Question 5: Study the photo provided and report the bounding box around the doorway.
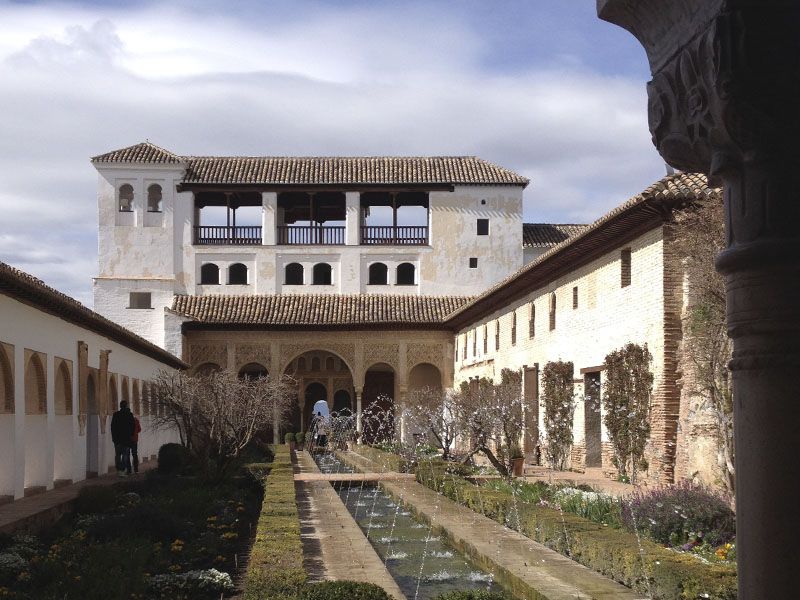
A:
[584,371,602,468]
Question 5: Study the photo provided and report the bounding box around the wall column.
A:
[345,192,360,246]
[262,192,277,246]
[598,3,800,596]
[354,388,363,438]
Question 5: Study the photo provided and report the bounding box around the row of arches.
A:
[368,262,415,286]
[200,263,249,285]
[284,263,332,285]
[118,183,162,213]
[0,352,74,416]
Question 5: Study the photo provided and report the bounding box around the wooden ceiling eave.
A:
[445,198,679,331]
[177,183,455,194]
[181,321,454,333]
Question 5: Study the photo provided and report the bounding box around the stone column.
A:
[262,192,277,245]
[598,3,800,596]
[355,388,363,438]
[345,192,360,246]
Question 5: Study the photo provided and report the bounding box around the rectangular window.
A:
[469,257,478,268]
[477,219,489,235]
[621,248,632,287]
[573,286,579,309]
[129,292,152,309]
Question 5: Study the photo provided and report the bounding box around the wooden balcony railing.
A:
[361,225,428,245]
[277,225,345,245]
[194,226,262,245]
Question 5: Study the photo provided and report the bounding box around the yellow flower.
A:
[214,555,225,563]
[221,532,238,540]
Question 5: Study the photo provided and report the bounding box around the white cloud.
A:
[0,1,664,304]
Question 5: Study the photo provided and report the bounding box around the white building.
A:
[0,262,185,501]
[91,142,530,348]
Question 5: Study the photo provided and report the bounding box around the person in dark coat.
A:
[110,400,135,476]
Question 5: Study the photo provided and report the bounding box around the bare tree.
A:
[404,386,460,460]
[150,369,296,479]
[672,197,734,492]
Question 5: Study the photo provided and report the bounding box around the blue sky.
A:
[0,0,664,304]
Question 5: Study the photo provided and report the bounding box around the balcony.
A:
[277,225,345,245]
[194,226,262,245]
[361,225,428,246]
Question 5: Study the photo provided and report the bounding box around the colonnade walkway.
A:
[0,460,156,536]
[341,450,643,600]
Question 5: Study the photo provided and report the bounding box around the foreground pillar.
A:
[355,389,363,438]
[598,2,800,596]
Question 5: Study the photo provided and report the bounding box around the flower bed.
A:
[0,455,265,599]
[417,461,737,600]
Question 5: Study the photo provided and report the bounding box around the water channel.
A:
[315,453,504,600]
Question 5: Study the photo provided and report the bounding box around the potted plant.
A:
[285,432,295,451]
[510,444,525,477]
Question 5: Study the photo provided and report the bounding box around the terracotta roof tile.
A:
[91,143,529,186]
[0,261,186,369]
[91,142,181,165]
[172,294,472,327]
[523,223,589,247]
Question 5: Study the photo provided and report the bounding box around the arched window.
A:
[141,382,150,416]
[297,357,307,371]
[25,353,46,415]
[511,311,517,346]
[311,357,321,371]
[368,263,388,285]
[54,361,72,415]
[325,357,335,371]
[200,263,220,285]
[483,325,488,354]
[495,319,500,351]
[472,329,477,356]
[313,263,332,285]
[121,377,130,410]
[396,263,416,285]
[132,380,141,415]
[285,263,304,285]
[549,292,557,331]
[0,346,13,414]
[118,184,134,212]
[228,263,248,285]
[147,184,162,212]
[529,302,536,338]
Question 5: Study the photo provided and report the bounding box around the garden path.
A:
[344,450,644,600]
[294,451,406,599]
[0,460,157,535]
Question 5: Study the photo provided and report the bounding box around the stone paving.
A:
[520,466,638,498]
[0,459,157,535]
[295,451,406,599]
[344,450,644,600]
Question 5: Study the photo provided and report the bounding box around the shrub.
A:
[300,580,391,599]
[158,443,191,474]
[622,481,736,547]
[295,431,305,445]
[147,568,234,599]
[0,552,28,585]
[434,592,511,600]
[285,432,295,444]
[541,361,575,470]
[75,485,119,514]
[87,502,193,542]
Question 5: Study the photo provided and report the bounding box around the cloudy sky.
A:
[0,0,664,306]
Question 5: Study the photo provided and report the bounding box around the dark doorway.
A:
[584,372,602,468]
[333,389,351,412]
[85,373,99,478]
[523,365,539,461]
[362,365,395,444]
[304,382,327,431]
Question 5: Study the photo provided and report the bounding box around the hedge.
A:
[243,445,306,600]
[417,461,737,600]
[299,581,391,600]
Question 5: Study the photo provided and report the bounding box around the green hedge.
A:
[243,445,306,600]
[351,445,413,473]
[299,581,391,599]
[417,461,737,600]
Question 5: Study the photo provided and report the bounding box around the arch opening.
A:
[238,362,268,380]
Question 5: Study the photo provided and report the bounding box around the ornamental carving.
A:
[332,377,354,394]
[235,344,271,371]
[279,343,356,373]
[189,344,228,369]
[363,343,400,371]
[407,343,444,370]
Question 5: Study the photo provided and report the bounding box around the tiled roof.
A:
[523,223,588,248]
[0,262,186,369]
[91,142,182,165]
[172,294,472,328]
[447,173,719,327]
[91,143,529,186]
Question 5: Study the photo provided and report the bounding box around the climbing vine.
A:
[602,343,654,483]
[541,361,575,470]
